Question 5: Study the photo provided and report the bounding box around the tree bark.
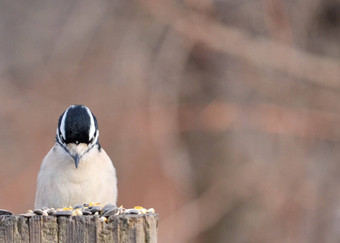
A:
[0,213,158,243]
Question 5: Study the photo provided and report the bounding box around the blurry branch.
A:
[160,162,259,242]
[147,29,195,194]
[141,0,340,90]
[48,0,109,66]
[238,64,340,113]
[180,102,340,141]
[183,0,215,14]
[262,0,292,43]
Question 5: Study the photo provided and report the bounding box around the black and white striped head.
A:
[56,105,100,168]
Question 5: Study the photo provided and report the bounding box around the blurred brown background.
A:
[0,0,340,242]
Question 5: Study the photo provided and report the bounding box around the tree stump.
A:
[0,213,158,243]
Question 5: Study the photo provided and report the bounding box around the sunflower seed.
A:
[33,209,44,215]
[82,209,92,215]
[102,208,119,217]
[102,204,116,214]
[74,204,84,210]
[47,208,55,215]
[90,206,102,214]
[125,209,139,214]
[0,209,12,215]
[54,210,72,216]
[20,212,36,217]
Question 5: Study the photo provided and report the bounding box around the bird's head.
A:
[56,105,99,168]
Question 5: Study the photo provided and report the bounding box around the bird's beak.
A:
[67,143,87,168]
[72,154,81,168]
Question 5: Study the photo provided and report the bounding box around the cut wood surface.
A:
[0,213,158,243]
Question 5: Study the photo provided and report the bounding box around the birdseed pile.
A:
[0,203,155,223]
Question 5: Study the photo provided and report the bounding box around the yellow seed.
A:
[140,208,147,214]
[147,208,155,214]
[72,208,82,216]
[100,217,107,222]
[134,206,143,210]
[27,209,33,213]
[89,202,100,206]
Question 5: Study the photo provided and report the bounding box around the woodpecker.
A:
[34,105,117,209]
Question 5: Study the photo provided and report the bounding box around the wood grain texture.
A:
[0,213,158,243]
[13,216,29,243]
